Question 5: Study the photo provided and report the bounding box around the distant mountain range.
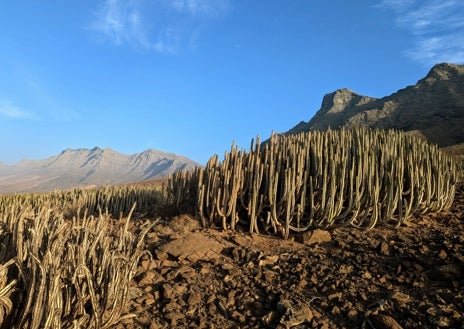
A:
[3,63,462,194]
[0,147,200,194]
[286,63,464,147]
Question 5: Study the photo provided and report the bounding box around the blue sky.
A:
[1,0,463,165]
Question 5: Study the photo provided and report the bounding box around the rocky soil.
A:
[117,183,464,329]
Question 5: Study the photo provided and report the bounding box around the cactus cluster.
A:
[0,186,161,328]
[0,184,165,219]
[169,128,457,238]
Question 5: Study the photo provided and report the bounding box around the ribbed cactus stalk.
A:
[0,184,161,328]
[169,128,458,238]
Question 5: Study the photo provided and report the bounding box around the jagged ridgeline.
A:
[169,128,457,238]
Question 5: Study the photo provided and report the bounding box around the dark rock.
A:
[283,63,464,148]
[164,312,185,326]
[328,292,343,301]
[302,229,332,245]
[137,270,163,286]
[161,283,174,299]
[368,314,404,329]
[380,241,390,255]
[258,255,279,267]
[427,264,464,281]
[187,292,202,306]
[438,249,448,260]
[160,232,226,263]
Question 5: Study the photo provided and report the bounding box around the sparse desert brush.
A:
[0,184,166,219]
[0,259,17,326]
[169,128,457,238]
[442,144,464,183]
[456,156,464,183]
[0,186,161,328]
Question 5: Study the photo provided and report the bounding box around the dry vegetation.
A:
[442,143,464,183]
[0,128,462,328]
[0,186,165,328]
[170,128,457,236]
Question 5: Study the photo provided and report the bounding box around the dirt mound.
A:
[117,184,464,328]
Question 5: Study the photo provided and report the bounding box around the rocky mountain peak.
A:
[424,63,464,82]
[284,62,464,147]
[288,88,378,133]
[318,88,378,116]
[0,148,201,193]
[321,89,352,113]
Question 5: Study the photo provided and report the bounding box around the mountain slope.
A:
[0,147,200,194]
[286,63,464,147]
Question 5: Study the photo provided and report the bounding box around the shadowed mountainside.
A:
[0,147,200,194]
[286,63,464,147]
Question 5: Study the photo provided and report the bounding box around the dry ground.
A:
[113,181,464,329]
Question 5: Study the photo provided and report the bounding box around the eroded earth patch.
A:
[117,184,464,328]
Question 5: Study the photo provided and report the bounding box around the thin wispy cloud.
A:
[171,0,231,17]
[89,0,231,54]
[0,101,35,120]
[0,98,80,122]
[153,28,179,55]
[3,53,83,123]
[89,0,150,49]
[25,79,82,122]
[378,0,464,65]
